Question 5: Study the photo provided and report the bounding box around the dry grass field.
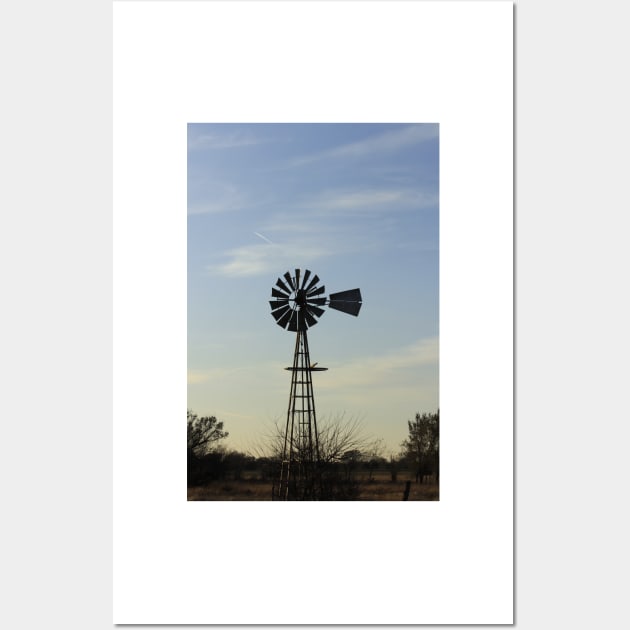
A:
[188,470,439,501]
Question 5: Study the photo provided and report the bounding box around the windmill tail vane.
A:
[269,268,362,500]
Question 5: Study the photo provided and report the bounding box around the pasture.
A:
[188,469,439,501]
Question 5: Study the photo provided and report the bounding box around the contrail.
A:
[254,232,274,245]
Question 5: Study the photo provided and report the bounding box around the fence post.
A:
[403,480,411,501]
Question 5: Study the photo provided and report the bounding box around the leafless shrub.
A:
[253,412,374,463]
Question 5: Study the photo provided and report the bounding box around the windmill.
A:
[269,268,362,500]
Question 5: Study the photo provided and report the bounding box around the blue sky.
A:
[188,123,439,455]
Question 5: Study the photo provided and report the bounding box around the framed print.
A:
[114,1,513,623]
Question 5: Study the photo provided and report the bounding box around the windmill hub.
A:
[294,289,307,307]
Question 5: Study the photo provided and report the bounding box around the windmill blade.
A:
[269,299,290,311]
[304,274,319,293]
[306,304,325,318]
[329,288,363,316]
[286,310,299,332]
[271,304,291,322]
[276,306,293,328]
[284,272,295,291]
[300,269,311,290]
[306,297,327,306]
[276,278,291,294]
[295,269,301,290]
[304,310,318,328]
[307,284,326,297]
[272,287,289,299]
[298,310,308,331]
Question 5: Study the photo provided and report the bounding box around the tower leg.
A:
[273,330,322,500]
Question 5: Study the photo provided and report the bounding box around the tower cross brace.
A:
[272,329,327,500]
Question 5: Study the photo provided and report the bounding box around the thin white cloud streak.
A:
[207,241,332,277]
[289,124,438,167]
[254,232,274,244]
[259,187,437,238]
[297,188,438,214]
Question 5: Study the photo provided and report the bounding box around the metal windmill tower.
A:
[269,268,362,500]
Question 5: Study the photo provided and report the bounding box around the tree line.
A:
[187,409,439,488]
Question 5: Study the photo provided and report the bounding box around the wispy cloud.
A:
[207,241,332,277]
[188,130,271,151]
[188,200,243,215]
[297,187,438,214]
[255,186,437,235]
[187,367,241,385]
[290,124,438,167]
[311,337,439,429]
[203,182,436,277]
[187,182,249,215]
[318,337,439,392]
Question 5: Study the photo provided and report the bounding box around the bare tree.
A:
[256,412,372,464]
[187,409,229,458]
[187,410,230,487]
[253,412,379,499]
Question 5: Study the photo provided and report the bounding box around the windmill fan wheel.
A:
[269,269,327,332]
[269,268,362,332]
